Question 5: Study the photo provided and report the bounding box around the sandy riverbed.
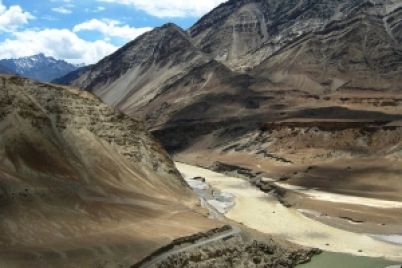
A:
[176,162,402,261]
[271,180,402,209]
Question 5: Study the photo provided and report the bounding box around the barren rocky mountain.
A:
[0,75,222,267]
[57,0,402,238]
[61,23,214,118]
[63,0,402,126]
[190,0,402,71]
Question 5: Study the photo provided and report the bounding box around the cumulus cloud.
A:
[98,0,226,17]
[0,0,34,32]
[0,28,118,64]
[52,7,72,14]
[74,18,151,40]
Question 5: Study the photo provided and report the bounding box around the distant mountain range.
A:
[0,63,14,75]
[0,53,82,82]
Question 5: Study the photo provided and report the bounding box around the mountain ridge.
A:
[64,23,221,118]
[0,53,81,82]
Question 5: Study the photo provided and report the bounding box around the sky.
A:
[0,0,226,64]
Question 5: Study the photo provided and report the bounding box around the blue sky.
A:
[0,0,225,64]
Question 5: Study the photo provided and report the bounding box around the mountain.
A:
[58,0,402,210]
[63,23,216,117]
[62,0,402,121]
[0,53,80,82]
[189,0,402,71]
[0,63,14,74]
[51,65,92,85]
[0,75,222,267]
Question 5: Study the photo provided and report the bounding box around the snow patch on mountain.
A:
[0,53,84,82]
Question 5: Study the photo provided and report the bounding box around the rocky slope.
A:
[190,0,402,71]
[65,23,217,118]
[58,0,402,226]
[0,54,79,82]
[52,65,92,85]
[0,75,222,267]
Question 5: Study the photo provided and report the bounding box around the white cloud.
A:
[0,28,118,64]
[97,0,226,17]
[0,0,34,32]
[74,18,151,40]
[52,7,72,14]
[84,6,105,13]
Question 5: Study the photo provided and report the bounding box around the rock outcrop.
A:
[151,234,318,268]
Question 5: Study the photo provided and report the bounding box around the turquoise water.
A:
[298,252,399,268]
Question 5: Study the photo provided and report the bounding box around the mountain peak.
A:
[160,22,182,30]
[153,22,189,41]
[21,53,51,61]
[33,53,46,58]
[0,54,79,82]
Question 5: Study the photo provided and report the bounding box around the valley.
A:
[1,0,402,267]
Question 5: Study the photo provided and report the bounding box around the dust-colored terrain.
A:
[0,75,222,267]
[55,0,402,262]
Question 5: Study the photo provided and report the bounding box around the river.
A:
[299,252,398,268]
[176,162,402,263]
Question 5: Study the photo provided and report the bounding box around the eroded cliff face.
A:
[190,0,402,71]
[0,75,220,268]
[1,75,183,186]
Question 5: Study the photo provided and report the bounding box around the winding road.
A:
[139,225,241,268]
